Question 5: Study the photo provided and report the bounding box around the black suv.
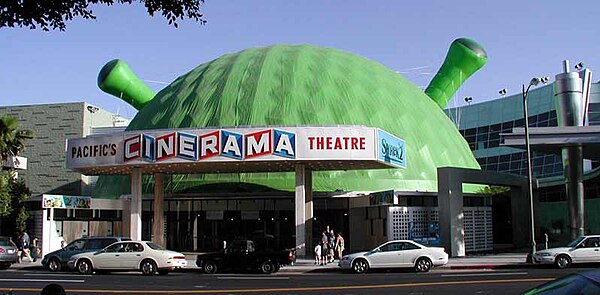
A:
[42,236,130,271]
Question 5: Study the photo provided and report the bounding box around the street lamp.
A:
[522,76,549,261]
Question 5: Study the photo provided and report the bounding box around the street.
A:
[0,265,593,294]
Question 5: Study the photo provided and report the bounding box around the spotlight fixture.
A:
[575,62,584,71]
[87,105,99,113]
[464,96,473,104]
[499,88,507,96]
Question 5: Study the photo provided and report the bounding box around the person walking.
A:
[19,230,33,263]
[320,230,329,265]
[30,236,39,262]
[335,232,345,260]
[328,229,336,263]
[313,242,322,265]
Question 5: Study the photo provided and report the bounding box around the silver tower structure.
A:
[553,60,592,239]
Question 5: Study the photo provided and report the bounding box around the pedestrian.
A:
[314,242,322,265]
[41,283,66,295]
[30,236,39,262]
[328,229,336,263]
[21,230,33,263]
[320,230,329,265]
[335,232,345,260]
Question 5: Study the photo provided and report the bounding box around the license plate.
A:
[7,250,14,254]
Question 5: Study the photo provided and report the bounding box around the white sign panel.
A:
[66,126,404,169]
[3,156,27,170]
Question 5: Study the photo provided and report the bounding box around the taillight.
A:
[170,256,185,260]
[0,248,4,254]
[288,251,295,261]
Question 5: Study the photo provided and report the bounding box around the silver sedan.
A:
[68,241,187,275]
[339,240,448,273]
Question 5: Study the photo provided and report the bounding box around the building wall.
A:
[0,102,129,196]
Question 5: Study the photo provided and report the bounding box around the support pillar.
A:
[438,168,465,257]
[152,173,165,247]
[295,164,311,257]
[130,168,142,241]
[305,168,313,252]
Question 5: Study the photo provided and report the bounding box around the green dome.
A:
[94,44,479,197]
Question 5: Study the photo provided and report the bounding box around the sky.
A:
[2,0,600,119]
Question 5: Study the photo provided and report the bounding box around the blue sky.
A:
[2,1,600,119]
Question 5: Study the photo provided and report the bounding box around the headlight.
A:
[342,256,350,261]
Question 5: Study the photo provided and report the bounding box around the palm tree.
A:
[0,115,34,167]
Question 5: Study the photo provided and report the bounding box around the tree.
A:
[0,115,33,236]
[0,0,206,31]
[0,115,34,166]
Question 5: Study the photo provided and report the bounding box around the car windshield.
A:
[567,236,586,248]
[146,242,164,250]
[523,273,600,295]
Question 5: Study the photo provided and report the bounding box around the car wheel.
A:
[260,260,276,274]
[203,260,218,274]
[555,255,571,269]
[47,257,62,272]
[415,257,432,272]
[141,259,158,275]
[76,259,93,275]
[158,270,170,275]
[352,259,369,274]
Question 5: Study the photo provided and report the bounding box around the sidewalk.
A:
[9,253,530,272]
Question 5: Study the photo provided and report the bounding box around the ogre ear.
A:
[425,38,487,109]
[98,59,156,110]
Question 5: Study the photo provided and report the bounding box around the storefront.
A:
[66,125,405,256]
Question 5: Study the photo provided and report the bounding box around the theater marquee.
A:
[66,126,405,174]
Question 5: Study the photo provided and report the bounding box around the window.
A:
[85,238,117,250]
[402,242,421,250]
[582,238,600,248]
[67,239,86,251]
[105,243,125,253]
[379,242,402,252]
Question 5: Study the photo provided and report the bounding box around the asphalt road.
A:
[0,266,594,295]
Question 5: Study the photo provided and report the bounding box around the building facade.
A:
[446,80,600,241]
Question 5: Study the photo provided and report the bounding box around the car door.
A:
[572,237,600,263]
[119,242,145,269]
[94,242,125,269]
[366,242,403,268]
[400,242,423,266]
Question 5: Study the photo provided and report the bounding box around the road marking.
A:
[217,276,290,280]
[442,272,528,277]
[0,277,555,293]
[24,273,92,277]
[0,279,85,283]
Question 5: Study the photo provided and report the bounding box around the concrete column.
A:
[130,168,142,241]
[305,168,313,251]
[152,173,165,247]
[564,146,585,238]
[438,169,465,257]
[295,164,307,257]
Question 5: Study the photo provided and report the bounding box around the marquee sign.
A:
[66,126,406,172]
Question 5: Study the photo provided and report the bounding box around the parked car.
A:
[67,241,187,275]
[41,236,131,272]
[533,235,600,269]
[522,269,600,294]
[0,237,18,269]
[339,240,448,273]
[196,239,296,274]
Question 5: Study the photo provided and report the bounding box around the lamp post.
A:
[522,76,549,261]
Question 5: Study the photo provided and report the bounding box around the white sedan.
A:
[533,235,600,268]
[339,240,448,273]
[68,241,187,275]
